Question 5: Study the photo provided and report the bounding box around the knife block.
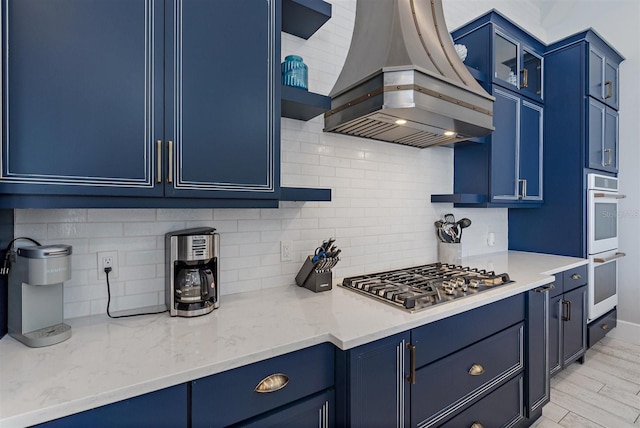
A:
[438,242,462,265]
[295,255,332,293]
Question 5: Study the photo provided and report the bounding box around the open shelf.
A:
[280,187,331,201]
[430,193,487,204]
[282,0,332,39]
[281,85,331,121]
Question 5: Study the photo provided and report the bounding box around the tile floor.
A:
[531,336,640,427]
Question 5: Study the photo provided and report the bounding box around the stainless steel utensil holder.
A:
[438,242,462,265]
[295,255,333,293]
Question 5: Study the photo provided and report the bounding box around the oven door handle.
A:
[594,252,626,263]
[593,193,626,199]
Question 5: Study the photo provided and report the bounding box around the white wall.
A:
[540,0,640,326]
[15,0,534,319]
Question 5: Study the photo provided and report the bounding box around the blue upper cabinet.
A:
[163,0,278,199]
[1,0,165,198]
[437,10,544,207]
[491,89,543,204]
[546,29,623,176]
[588,42,620,110]
[453,10,545,104]
[0,0,280,203]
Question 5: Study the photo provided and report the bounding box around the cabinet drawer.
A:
[588,308,617,348]
[412,294,524,367]
[191,343,334,427]
[411,323,524,428]
[441,374,524,428]
[238,389,334,428]
[562,265,588,292]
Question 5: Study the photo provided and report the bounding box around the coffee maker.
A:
[8,244,73,347]
[165,227,219,317]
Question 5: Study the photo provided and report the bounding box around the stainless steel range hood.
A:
[324,0,494,148]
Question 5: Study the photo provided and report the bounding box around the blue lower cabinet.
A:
[191,343,334,427]
[36,384,188,428]
[411,323,524,427]
[335,293,554,427]
[548,268,588,378]
[526,286,551,418]
[336,332,411,427]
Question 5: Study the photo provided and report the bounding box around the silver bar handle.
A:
[156,140,162,183]
[518,179,527,199]
[167,140,174,184]
[604,148,613,167]
[593,193,626,199]
[594,252,626,263]
[604,80,613,99]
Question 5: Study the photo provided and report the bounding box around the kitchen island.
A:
[0,251,587,427]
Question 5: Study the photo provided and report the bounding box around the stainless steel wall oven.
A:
[587,173,625,321]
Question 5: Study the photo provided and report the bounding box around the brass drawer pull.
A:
[471,423,484,428]
[571,273,581,280]
[468,364,485,376]
[254,373,289,393]
[535,284,555,293]
[602,324,610,331]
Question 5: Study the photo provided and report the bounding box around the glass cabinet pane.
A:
[494,33,518,87]
[522,49,542,97]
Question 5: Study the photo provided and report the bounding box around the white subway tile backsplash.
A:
[88,209,155,222]
[15,209,87,224]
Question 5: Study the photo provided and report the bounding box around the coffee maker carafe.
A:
[166,228,219,317]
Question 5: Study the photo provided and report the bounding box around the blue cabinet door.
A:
[340,332,410,427]
[519,100,543,201]
[588,99,618,174]
[491,88,542,204]
[1,0,164,197]
[562,284,587,366]
[491,88,519,202]
[549,293,563,376]
[163,0,279,199]
[36,384,188,427]
[589,46,620,110]
[525,286,550,417]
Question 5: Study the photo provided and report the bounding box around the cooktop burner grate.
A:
[340,262,512,312]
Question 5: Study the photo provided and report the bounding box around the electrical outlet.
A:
[280,240,293,262]
[98,251,119,279]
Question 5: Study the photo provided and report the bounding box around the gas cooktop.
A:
[340,263,513,312]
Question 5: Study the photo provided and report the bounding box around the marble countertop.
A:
[0,251,587,427]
